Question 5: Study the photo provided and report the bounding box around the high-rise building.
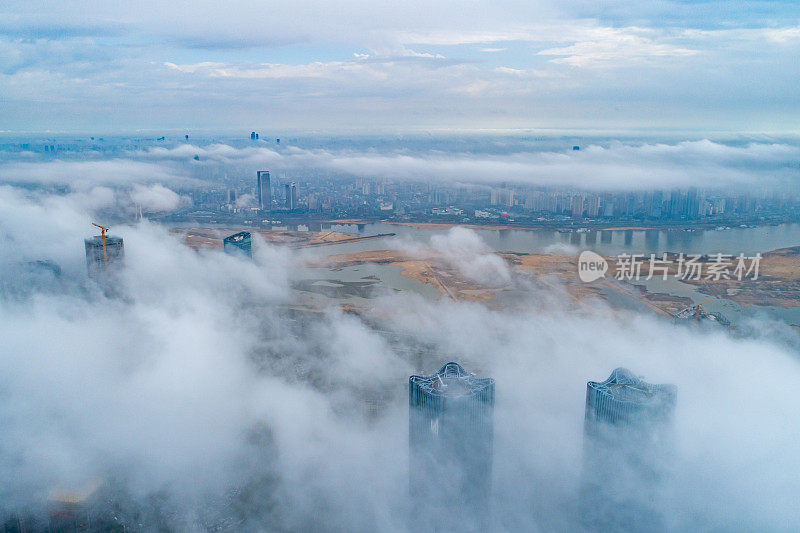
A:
[602,193,615,218]
[649,191,663,219]
[489,188,514,207]
[84,234,124,281]
[409,362,494,530]
[257,171,271,210]
[307,192,319,211]
[668,188,686,219]
[585,195,601,217]
[571,194,585,218]
[223,231,252,258]
[686,187,700,219]
[581,368,676,531]
[285,182,297,209]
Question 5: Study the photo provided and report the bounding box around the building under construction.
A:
[409,362,494,531]
[581,368,677,531]
[673,299,731,327]
[223,231,252,258]
[84,224,124,281]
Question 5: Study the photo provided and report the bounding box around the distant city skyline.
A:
[1,0,799,132]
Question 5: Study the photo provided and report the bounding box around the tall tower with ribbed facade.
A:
[409,362,494,530]
[581,368,677,531]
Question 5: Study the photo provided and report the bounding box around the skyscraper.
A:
[581,368,676,531]
[686,187,700,219]
[223,231,252,258]
[84,234,124,281]
[285,182,297,209]
[257,171,271,211]
[668,188,686,219]
[649,190,664,219]
[571,194,585,218]
[585,195,601,217]
[409,362,494,530]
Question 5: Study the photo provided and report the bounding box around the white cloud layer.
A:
[1,183,799,528]
[2,138,798,192]
[60,139,800,191]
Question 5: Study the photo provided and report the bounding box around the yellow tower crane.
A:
[691,298,716,321]
[92,223,110,263]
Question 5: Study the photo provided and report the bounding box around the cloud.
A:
[4,138,797,193]
[0,4,798,131]
[429,227,512,285]
[381,291,800,530]
[543,242,579,254]
[129,183,182,212]
[0,159,194,188]
[538,27,698,67]
[0,183,799,528]
[125,139,800,191]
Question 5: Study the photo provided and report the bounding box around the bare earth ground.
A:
[309,247,800,314]
[308,250,495,302]
[171,227,392,249]
[603,247,800,309]
[173,229,798,315]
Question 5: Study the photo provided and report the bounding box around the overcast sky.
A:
[1,0,799,133]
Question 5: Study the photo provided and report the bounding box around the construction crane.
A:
[678,298,715,321]
[674,297,731,327]
[92,223,110,263]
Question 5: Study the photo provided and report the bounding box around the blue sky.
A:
[0,0,798,133]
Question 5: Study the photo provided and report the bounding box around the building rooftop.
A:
[223,231,250,244]
[588,368,675,408]
[410,362,494,398]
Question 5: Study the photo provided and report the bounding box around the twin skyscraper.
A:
[408,363,675,531]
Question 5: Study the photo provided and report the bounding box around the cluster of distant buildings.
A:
[3,135,797,227]
[175,170,799,227]
[256,171,298,211]
[250,132,279,144]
